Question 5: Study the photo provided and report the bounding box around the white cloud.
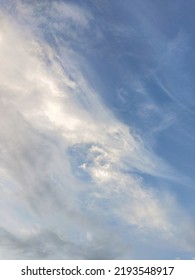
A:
[52,1,92,28]
[0,4,194,259]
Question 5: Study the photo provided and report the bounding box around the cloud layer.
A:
[0,1,194,259]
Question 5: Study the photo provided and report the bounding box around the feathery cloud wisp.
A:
[0,2,194,259]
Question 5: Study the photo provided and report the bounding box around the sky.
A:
[0,0,194,259]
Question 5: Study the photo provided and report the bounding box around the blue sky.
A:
[0,0,194,259]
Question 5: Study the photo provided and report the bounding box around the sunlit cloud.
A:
[0,1,194,259]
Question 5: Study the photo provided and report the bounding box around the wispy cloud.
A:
[0,1,194,259]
